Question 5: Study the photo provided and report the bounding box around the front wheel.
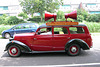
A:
[67,44,81,56]
[8,45,21,57]
[4,33,11,39]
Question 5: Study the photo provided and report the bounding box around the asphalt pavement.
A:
[0,34,100,67]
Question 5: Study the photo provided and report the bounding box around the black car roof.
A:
[39,23,87,28]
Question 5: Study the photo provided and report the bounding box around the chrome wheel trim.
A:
[71,47,77,53]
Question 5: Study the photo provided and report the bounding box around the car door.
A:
[13,25,30,34]
[20,24,37,33]
[31,27,53,51]
[52,27,70,50]
[12,25,23,34]
[20,24,31,33]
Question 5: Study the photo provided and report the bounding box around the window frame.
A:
[53,26,69,35]
[36,27,53,35]
[68,26,85,34]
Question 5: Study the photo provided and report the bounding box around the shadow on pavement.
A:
[2,50,91,58]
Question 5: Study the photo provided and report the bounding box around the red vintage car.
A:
[4,23,92,57]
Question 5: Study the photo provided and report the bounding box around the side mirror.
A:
[12,29,15,30]
[35,32,38,35]
[35,31,41,35]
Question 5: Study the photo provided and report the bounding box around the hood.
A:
[13,32,36,41]
[3,29,11,32]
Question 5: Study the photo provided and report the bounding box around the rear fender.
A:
[65,39,90,50]
[5,40,32,52]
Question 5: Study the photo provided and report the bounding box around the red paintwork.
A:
[14,25,92,51]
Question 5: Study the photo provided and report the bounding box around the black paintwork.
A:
[65,39,90,50]
[4,40,31,52]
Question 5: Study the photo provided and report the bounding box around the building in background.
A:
[0,0,100,16]
[0,0,22,16]
[59,0,100,14]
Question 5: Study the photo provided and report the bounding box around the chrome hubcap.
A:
[71,47,77,52]
[11,48,17,54]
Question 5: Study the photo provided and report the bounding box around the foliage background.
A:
[0,6,100,35]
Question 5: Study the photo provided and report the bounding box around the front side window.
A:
[54,27,68,34]
[69,27,85,34]
[38,28,52,35]
[14,25,22,29]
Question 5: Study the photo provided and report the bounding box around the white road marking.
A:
[52,63,100,67]
[37,63,100,67]
[1,63,100,67]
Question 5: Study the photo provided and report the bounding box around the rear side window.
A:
[69,27,85,34]
[54,27,68,34]
[30,25,36,28]
[23,25,36,29]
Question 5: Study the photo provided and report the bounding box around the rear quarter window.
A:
[69,27,85,34]
[22,24,36,29]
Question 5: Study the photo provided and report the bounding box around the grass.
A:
[91,33,100,36]
[83,22,100,33]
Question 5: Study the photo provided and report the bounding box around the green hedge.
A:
[0,15,26,25]
[5,16,26,25]
[84,22,100,32]
[87,14,98,22]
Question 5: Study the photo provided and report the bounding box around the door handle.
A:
[67,37,70,39]
[34,38,37,40]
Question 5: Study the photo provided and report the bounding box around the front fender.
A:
[65,39,90,50]
[4,40,32,52]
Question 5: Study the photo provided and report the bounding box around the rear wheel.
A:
[67,44,81,56]
[4,33,11,39]
[8,45,21,57]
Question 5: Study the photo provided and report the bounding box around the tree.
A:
[77,9,88,20]
[77,15,84,22]
[18,12,28,19]
[97,14,100,22]
[20,0,63,22]
[2,14,8,18]
[0,14,8,24]
[57,10,64,19]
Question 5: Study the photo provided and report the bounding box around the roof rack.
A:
[46,21,79,26]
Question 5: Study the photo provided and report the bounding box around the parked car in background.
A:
[2,23,39,39]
